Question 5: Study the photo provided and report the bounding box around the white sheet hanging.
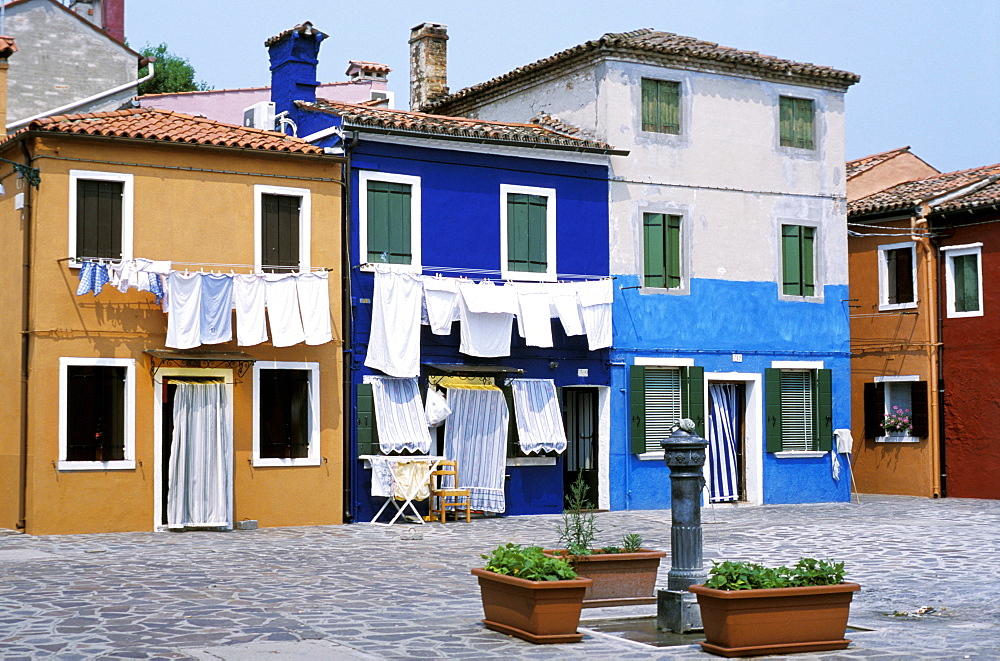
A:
[200,273,234,345]
[167,382,232,529]
[164,271,203,350]
[552,282,586,336]
[371,376,433,454]
[297,271,334,345]
[365,268,423,378]
[577,279,613,350]
[511,378,567,454]
[265,274,306,347]
[515,290,554,348]
[443,387,508,513]
[234,274,268,346]
[422,277,460,335]
[458,281,514,357]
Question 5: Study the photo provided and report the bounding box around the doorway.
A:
[563,387,599,506]
[154,369,234,530]
[707,382,746,502]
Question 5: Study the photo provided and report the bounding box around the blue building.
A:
[266,23,623,521]
[423,27,860,507]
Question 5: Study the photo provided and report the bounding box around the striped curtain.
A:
[371,377,432,454]
[511,378,567,454]
[443,387,508,513]
[707,384,739,503]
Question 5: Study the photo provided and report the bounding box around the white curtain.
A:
[371,377,432,454]
[443,388,508,513]
[511,378,567,454]
[708,384,740,503]
[167,382,232,529]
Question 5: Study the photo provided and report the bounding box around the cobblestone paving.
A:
[1,495,998,659]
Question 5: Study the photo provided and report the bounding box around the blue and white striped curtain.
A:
[707,384,739,503]
[511,378,567,455]
[443,387,508,513]
[371,377,432,454]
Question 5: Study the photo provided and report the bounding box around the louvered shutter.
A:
[681,366,705,438]
[864,382,886,438]
[779,370,813,451]
[910,381,929,438]
[644,368,682,453]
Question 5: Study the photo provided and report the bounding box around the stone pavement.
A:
[1,494,998,659]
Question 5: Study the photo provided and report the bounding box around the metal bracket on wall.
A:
[144,350,257,382]
[0,157,40,188]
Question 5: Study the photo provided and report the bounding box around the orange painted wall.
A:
[4,134,344,534]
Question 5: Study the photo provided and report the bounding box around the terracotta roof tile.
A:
[846,146,913,179]
[849,164,1000,216]
[0,35,17,58]
[347,60,391,73]
[17,107,324,154]
[264,21,326,47]
[302,98,621,153]
[425,28,860,112]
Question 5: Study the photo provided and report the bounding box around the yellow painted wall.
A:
[12,135,344,534]
[848,222,939,497]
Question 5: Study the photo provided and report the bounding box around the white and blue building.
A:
[425,28,861,507]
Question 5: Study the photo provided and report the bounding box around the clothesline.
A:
[61,256,335,272]
[355,262,615,281]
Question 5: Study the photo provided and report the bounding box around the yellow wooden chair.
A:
[428,460,471,523]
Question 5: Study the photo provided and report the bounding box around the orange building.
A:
[0,103,344,534]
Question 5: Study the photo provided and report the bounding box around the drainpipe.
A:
[17,137,34,530]
[912,204,943,497]
[6,61,154,131]
[930,223,947,497]
[341,130,359,522]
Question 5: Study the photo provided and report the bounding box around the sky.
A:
[125,0,999,174]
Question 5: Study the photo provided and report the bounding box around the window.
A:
[944,244,983,317]
[58,357,135,470]
[500,184,556,281]
[255,185,311,273]
[253,362,320,466]
[879,242,917,309]
[359,171,421,268]
[68,170,133,263]
[781,224,815,296]
[863,379,928,439]
[629,364,704,456]
[643,213,682,289]
[779,96,814,150]
[765,367,832,452]
[641,78,680,134]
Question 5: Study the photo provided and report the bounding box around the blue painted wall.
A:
[610,275,852,509]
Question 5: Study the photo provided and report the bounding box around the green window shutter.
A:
[780,97,814,149]
[681,366,705,437]
[779,97,794,147]
[367,181,412,265]
[953,254,979,312]
[643,213,665,288]
[356,383,378,456]
[801,226,815,296]
[782,225,802,295]
[666,215,681,287]
[813,369,833,451]
[76,180,124,260]
[629,365,646,454]
[262,194,301,272]
[502,384,519,458]
[641,79,657,132]
[641,79,679,134]
[507,193,547,273]
[765,368,783,452]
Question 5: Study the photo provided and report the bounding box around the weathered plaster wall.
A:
[4,1,138,124]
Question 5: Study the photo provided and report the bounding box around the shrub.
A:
[704,558,846,590]
[482,543,578,581]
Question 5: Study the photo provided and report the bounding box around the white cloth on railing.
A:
[265,273,306,348]
[234,274,268,346]
[371,376,432,454]
[444,387,508,513]
[296,271,333,345]
[511,378,567,454]
[164,271,204,349]
[365,267,423,378]
[369,456,395,498]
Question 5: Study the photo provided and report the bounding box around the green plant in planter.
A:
[482,543,578,581]
[704,557,846,590]
[556,474,599,556]
[599,533,645,554]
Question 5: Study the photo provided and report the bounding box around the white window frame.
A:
[943,243,983,318]
[67,170,134,267]
[878,241,918,311]
[358,171,422,271]
[500,184,557,282]
[252,361,321,467]
[58,357,136,471]
[254,184,312,273]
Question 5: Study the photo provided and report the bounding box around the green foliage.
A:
[482,543,578,581]
[599,533,645,554]
[704,558,847,591]
[135,43,213,95]
[556,474,599,556]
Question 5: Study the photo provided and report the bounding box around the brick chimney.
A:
[0,36,17,135]
[101,0,125,45]
[409,22,448,111]
[266,22,327,116]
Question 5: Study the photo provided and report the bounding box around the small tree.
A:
[136,43,212,95]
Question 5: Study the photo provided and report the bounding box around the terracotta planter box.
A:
[471,568,592,644]
[689,582,862,657]
[546,549,666,607]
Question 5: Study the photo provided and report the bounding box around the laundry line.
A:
[354,263,615,281]
[59,256,335,272]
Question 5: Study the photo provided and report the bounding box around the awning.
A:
[145,350,257,379]
[511,378,567,455]
[423,363,523,388]
[371,377,432,454]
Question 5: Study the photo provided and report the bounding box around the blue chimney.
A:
[266,22,328,116]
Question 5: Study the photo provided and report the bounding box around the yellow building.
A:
[0,104,344,534]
